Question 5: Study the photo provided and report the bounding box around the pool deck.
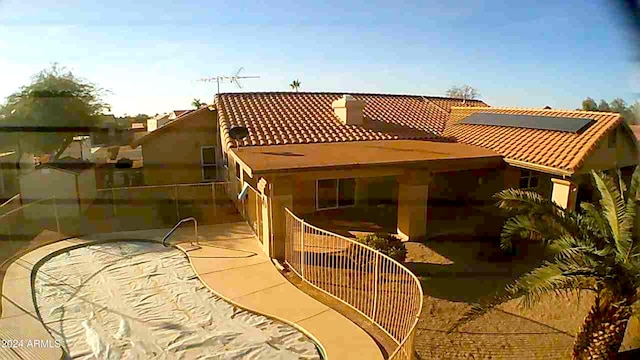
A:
[0,222,384,360]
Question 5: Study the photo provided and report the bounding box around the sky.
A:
[0,0,638,116]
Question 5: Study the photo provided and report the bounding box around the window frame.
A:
[235,161,241,181]
[519,170,540,190]
[315,177,356,211]
[200,146,217,181]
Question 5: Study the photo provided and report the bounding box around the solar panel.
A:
[460,112,595,133]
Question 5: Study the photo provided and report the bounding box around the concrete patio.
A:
[0,222,384,359]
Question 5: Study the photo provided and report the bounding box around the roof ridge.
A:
[214,91,486,102]
[450,106,622,117]
[421,97,450,115]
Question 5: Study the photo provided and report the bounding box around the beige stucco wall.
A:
[76,168,97,212]
[142,109,220,185]
[19,168,80,218]
[579,125,639,173]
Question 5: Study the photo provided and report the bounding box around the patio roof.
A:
[232,139,502,177]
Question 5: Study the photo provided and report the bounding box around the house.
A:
[210,92,638,259]
[132,106,221,185]
[19,158,97,219]
[146,110,194,132]
[0,151,39,202]
[93,145,144,188]
[131,92,637,259]
[58,136,93,161]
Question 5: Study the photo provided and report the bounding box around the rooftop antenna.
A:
[199,67,260,94]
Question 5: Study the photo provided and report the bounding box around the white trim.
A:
[315,177,356,211]
[200,146,217,181]
[505,158,573,177]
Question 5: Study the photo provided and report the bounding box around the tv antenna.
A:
[199,67,260,94]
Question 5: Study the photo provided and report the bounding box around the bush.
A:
[356,233,407,263]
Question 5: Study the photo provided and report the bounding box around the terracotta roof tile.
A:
[216,92,488,149]
[443,107,622,172]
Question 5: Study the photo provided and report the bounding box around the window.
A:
[608,130,617,148]
[201,146,216,181]
[519,170,540,189]
[316,178,356,210]
[235,162,241,180]
[222,151,229,168]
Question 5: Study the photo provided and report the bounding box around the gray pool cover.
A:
[34,241,321,359]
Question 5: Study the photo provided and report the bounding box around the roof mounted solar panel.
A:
[460,112,595,133]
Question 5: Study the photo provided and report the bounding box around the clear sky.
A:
[0,0,638,116]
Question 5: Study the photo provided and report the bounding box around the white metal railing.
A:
[0,197,61,239]
[96,182,230,221]
[162,217,198,247]
[239,184,263,243]
[284,208,423,360]
[0,194,21,215]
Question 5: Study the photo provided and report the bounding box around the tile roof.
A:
[443,107,622,173]
[216,92,488,149]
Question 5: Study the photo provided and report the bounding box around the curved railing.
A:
[284,208,423,360]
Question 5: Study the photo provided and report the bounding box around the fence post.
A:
[211,182,216,218]
[53,197,61,233]
[174,184,179,220]
[112,188,117,215]
[300,220,305,279]
[373,252,380,321]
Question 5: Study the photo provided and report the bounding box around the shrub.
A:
[356,233,407,263]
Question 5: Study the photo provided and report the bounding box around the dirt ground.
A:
[405,239,640,360]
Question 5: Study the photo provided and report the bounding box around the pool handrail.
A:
[162,217,198,247]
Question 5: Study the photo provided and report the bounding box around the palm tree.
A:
[451,167,640,359]
[191,98,204,109]
[289,79,301,92]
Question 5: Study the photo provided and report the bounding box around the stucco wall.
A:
[579,125,639,172]
[142,109,220,185]
[430,168,506,204]
[76,168,97,212]
[19,168,80,218]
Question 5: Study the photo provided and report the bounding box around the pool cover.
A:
[34,241,322,359]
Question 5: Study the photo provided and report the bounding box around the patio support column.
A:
[551,178,578,211]
[397,171,431,242]
[269,176,294,260]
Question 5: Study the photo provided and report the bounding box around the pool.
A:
[33,240,322,359]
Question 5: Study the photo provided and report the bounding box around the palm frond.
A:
[496,188,560,215]
[580,202,611,239]
[629,166,640,200]
[620,195,637,264]
[500,214,562,251]
[548,234,612,260]
[592,170,632,260]
[618,168,628,201]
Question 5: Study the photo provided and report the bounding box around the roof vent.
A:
[332,94,365,125]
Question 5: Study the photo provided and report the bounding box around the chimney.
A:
[332,95,365,125]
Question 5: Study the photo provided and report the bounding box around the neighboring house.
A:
[146,110,194,132]
[94,145,144,188]
[0,151,38,202]
[58,136,93,161]
[19,159,97,219]
[132,106,221,185]
[211,92,638,259]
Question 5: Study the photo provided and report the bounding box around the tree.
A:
[0,64,109,159]
[451,168,640,359]
[582,97,598,111]
[289,79,301,92]
[598,99,611,112]
[191,98,204,109]
[445,85,480,102]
